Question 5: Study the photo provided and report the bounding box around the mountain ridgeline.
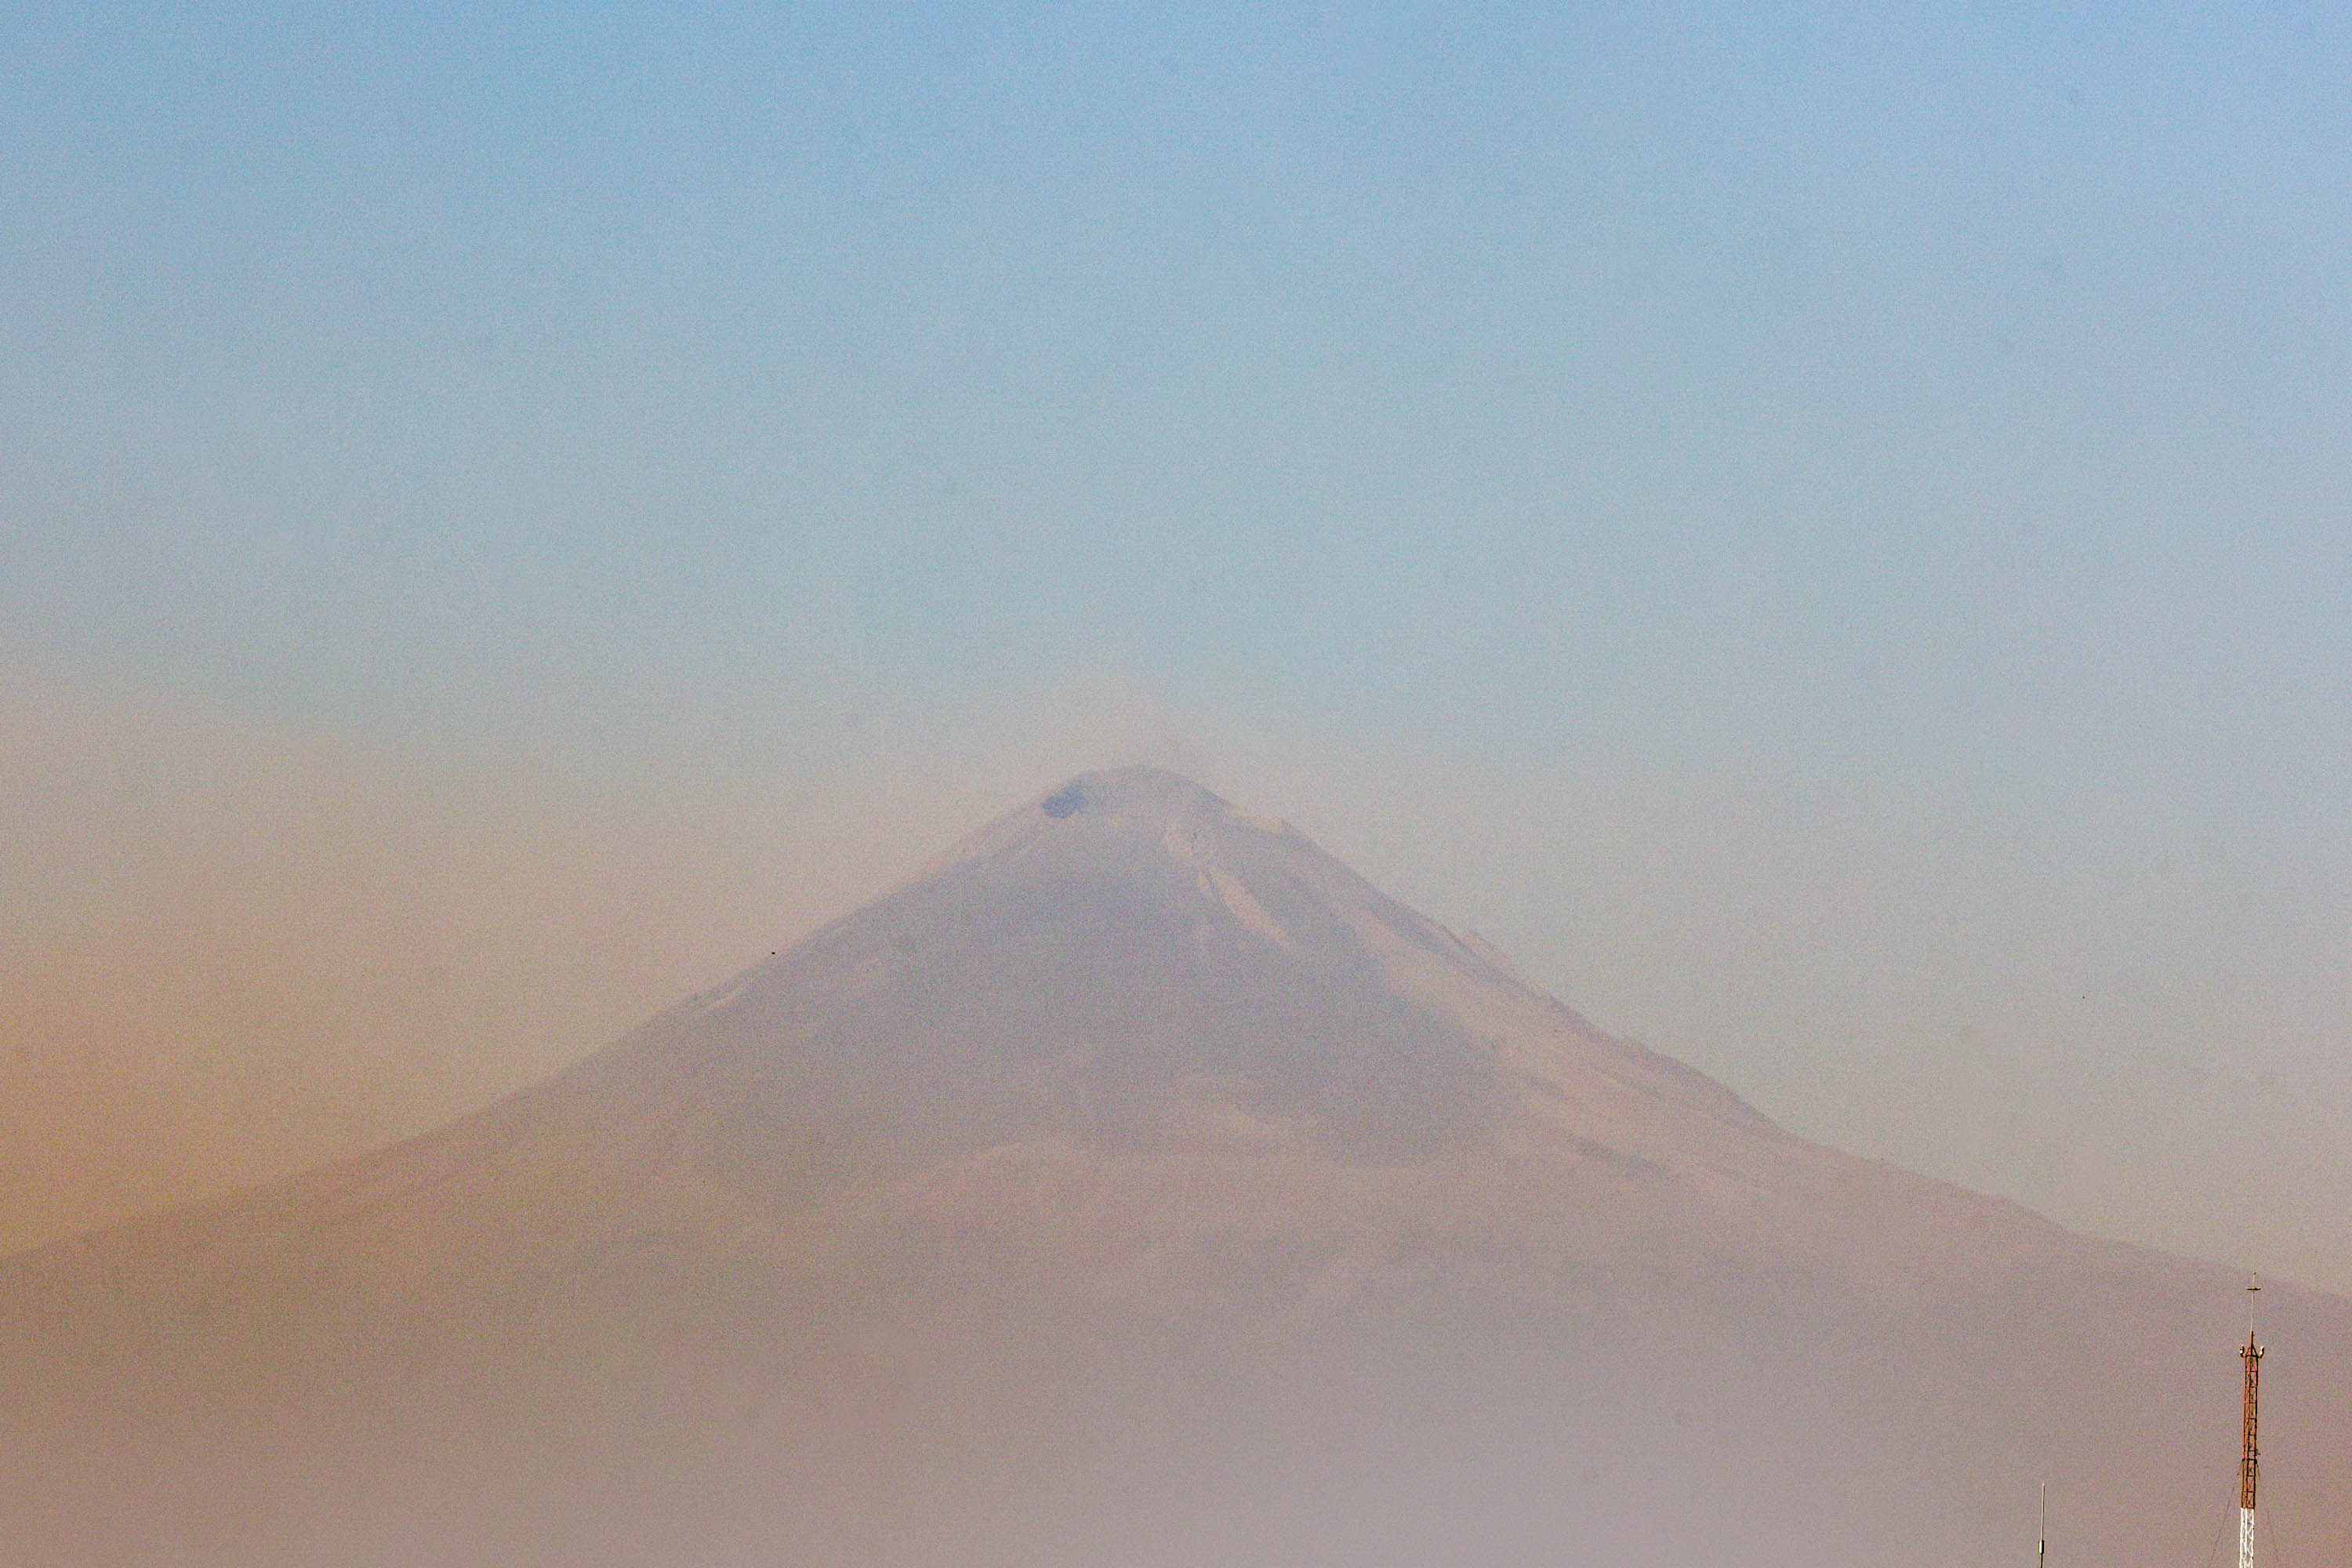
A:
[3,768,2346,1566]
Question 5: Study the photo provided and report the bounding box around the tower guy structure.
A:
[2239,1275,2263,1568]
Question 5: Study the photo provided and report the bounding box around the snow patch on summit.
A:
[1160,822,1207,866]
[1205,865,1292,948]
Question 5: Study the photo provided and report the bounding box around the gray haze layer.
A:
[3,769,2346,1566]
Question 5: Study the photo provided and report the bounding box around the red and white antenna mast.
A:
[2239,1273,2263,1568]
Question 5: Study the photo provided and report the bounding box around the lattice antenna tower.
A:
[2239,1273,2263,1568]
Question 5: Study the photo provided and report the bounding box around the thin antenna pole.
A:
[2038,1480,2047,1568]
[2240,1274,2263,1568]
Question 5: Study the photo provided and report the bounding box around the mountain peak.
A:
[603,765,1775,1172]
[905,765,1297,890]
[1036,765,1206,820]
[1033,766,1294,839]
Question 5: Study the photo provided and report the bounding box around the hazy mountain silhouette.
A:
[5,768,2346,1566]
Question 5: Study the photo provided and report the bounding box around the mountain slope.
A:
[4,767,2346,1567]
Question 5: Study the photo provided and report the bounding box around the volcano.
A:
[4,767,2347,1566]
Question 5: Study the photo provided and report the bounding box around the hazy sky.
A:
[5,3,2350,1287]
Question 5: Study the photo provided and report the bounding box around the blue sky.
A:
[5,2,2351,1283]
